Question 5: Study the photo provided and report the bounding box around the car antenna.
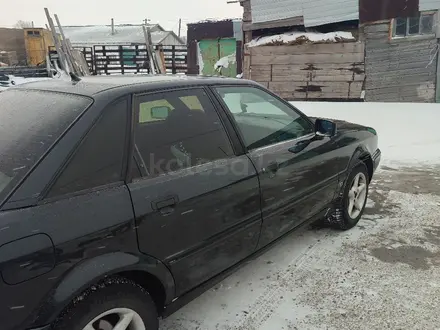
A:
[69,72,82,83]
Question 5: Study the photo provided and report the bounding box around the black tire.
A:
[331,162,369,230]
[54,277,159,330]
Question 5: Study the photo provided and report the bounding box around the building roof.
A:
[13,75,253,97]
[59,24,185,46]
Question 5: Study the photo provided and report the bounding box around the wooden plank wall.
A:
[247,42,365,100]
[364,22,437,103]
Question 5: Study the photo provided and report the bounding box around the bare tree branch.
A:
[14,20,33,29]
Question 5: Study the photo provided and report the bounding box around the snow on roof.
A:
[247,31,355,47]
[60,25,183,46]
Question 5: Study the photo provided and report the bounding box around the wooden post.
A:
[172,46,176,74]
[157,45,167,73]
[436,50,440,103]
[147,28,161,71]
[54,14,77,74]
[119,45,124,75]
[243,44,251,79]
[103,46,108,75]
[44,8,67,72]
[142,25,156,74]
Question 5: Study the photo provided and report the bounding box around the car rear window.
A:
[0,89,92,202]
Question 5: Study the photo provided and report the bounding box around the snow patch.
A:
[214,53,236,71]
[247,31,355,47]
[197,42,204,75]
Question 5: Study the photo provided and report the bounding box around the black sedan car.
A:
[0,75,380,330]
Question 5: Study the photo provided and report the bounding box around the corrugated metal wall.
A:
[251,0,302,24]
[303,0,358,27]
[364,22,438,102]
[251,0,358,27]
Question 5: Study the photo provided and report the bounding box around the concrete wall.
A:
[364,22,438,102]
[0,28,26,64]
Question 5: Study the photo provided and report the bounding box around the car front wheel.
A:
[54,277,159,330]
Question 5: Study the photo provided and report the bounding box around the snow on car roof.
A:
[13,75,251,96]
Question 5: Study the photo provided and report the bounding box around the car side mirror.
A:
[315,118,337,137]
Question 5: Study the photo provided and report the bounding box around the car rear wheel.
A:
[331,162,369,230]
[54,277,159,330]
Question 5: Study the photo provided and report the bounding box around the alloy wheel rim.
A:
[82,307,146,330]
[347,172,367,219]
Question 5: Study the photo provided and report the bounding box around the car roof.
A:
[14,74,258,97]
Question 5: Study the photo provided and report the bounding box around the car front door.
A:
[127,87,262,296]
[213,86,341,248]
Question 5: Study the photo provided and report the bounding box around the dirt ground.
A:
[160,166,440,330]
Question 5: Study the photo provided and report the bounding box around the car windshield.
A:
[0,89,92,203]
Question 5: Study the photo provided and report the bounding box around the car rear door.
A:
[213,86,341,248]
[127,87,262,296]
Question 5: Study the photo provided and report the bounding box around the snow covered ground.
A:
[293,102,440,168]
[160,102,440,330]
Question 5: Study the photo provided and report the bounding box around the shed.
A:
[23,28,55,66]
[187,19,243,77]
[0,28,27,65]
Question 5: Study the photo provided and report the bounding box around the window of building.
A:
[135,89,233,177]
[47,97,129,197]
[26,30,41,36]
[215,86,314,150]
[393,13,435,37]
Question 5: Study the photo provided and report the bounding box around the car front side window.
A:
[215,86,314,150]
[134,88,233,177]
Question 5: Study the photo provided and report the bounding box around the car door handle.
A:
[289,140,311,154]
[266,162,279,172]
[263,162,279,178]
[151,195,178,215]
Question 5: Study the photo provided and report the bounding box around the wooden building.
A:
[360,0,440,103]
[24,28,55,66]
[0,28,27,65]
[240,0,365,101]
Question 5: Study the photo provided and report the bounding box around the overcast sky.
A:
[0,0,243,34]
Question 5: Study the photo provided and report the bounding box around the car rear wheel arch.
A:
[118,270,167,316]
[33,252,175,328]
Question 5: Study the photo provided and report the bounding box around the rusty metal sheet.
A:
[187,20,234,42]
[360,0,419,23]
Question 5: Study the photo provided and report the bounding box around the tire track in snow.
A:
[229,228,333,330]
